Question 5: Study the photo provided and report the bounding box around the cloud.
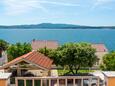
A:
[92,0,114,9]
[37,1,79,7]
[3,0,79,16]
[3,0,47,15]
[95,0,112,5]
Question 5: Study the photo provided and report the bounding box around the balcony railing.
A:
[15,76,101,86]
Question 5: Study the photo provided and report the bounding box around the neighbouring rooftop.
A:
[31,39,108,52]
[91,44,108,52]
[0,72,11,79]
[31,40,58,50]
[103,71,115,77]
[90,71,104,80]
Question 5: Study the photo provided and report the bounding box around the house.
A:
[0,51,54,86]
[0,51,53,77]
[91,44,108,67]
[0,51,53,85]
[31,40,58,50]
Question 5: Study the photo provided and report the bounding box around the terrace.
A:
[0,51,53,86]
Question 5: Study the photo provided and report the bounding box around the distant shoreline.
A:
[0,23,115,29]
[0,27,115,30]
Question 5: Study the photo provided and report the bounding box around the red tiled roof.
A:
[31,40,58,50]
[0,51,53,70]
[91,44,108,52]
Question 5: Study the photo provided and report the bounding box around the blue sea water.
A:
[0,28,115,51]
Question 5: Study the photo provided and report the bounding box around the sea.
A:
[0,28,115,51]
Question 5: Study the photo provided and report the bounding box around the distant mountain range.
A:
[0,23,115,29]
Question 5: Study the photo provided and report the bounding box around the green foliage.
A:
[100,52,115,71]
[58,69,95,75]
[7,42,32,61]
[0,39,9,57]
[38,47,60,65]
[38,47,51,56]
[39,42,97,75]
[57,42,97,74]
[0,39,9,50]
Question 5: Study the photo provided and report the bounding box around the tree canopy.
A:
[100,52,115,71]
[39,42,97,74]
[38,47,60,65]
[0,39,9,51]
[7,42,32,61]
[0,39,9,57]
[57,42,97,74]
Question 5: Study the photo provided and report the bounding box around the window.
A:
[18,80,24,86]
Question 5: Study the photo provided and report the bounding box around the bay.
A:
[0,28,115,51]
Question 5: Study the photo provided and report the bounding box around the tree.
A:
[100,52,115,71]
[0,39,9,57]
[39,42,97,74]
[7,42,32,61]
[38,47,51,56]
[38,47,60,65]
[0,39,9,50]
[57,42,97,74]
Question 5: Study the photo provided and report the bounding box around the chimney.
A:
[32,39,36,42]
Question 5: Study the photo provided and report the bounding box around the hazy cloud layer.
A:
[92,0,114,9]
[3,0,46,15]
[3,0,79,15]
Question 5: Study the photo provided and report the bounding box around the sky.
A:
[0,0,115,26]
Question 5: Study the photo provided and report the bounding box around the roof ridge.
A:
[22,51,35,58]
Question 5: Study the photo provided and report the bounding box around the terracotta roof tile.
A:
[0,51,53,70]
[31,40,58,50]
[91,44,108,52]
